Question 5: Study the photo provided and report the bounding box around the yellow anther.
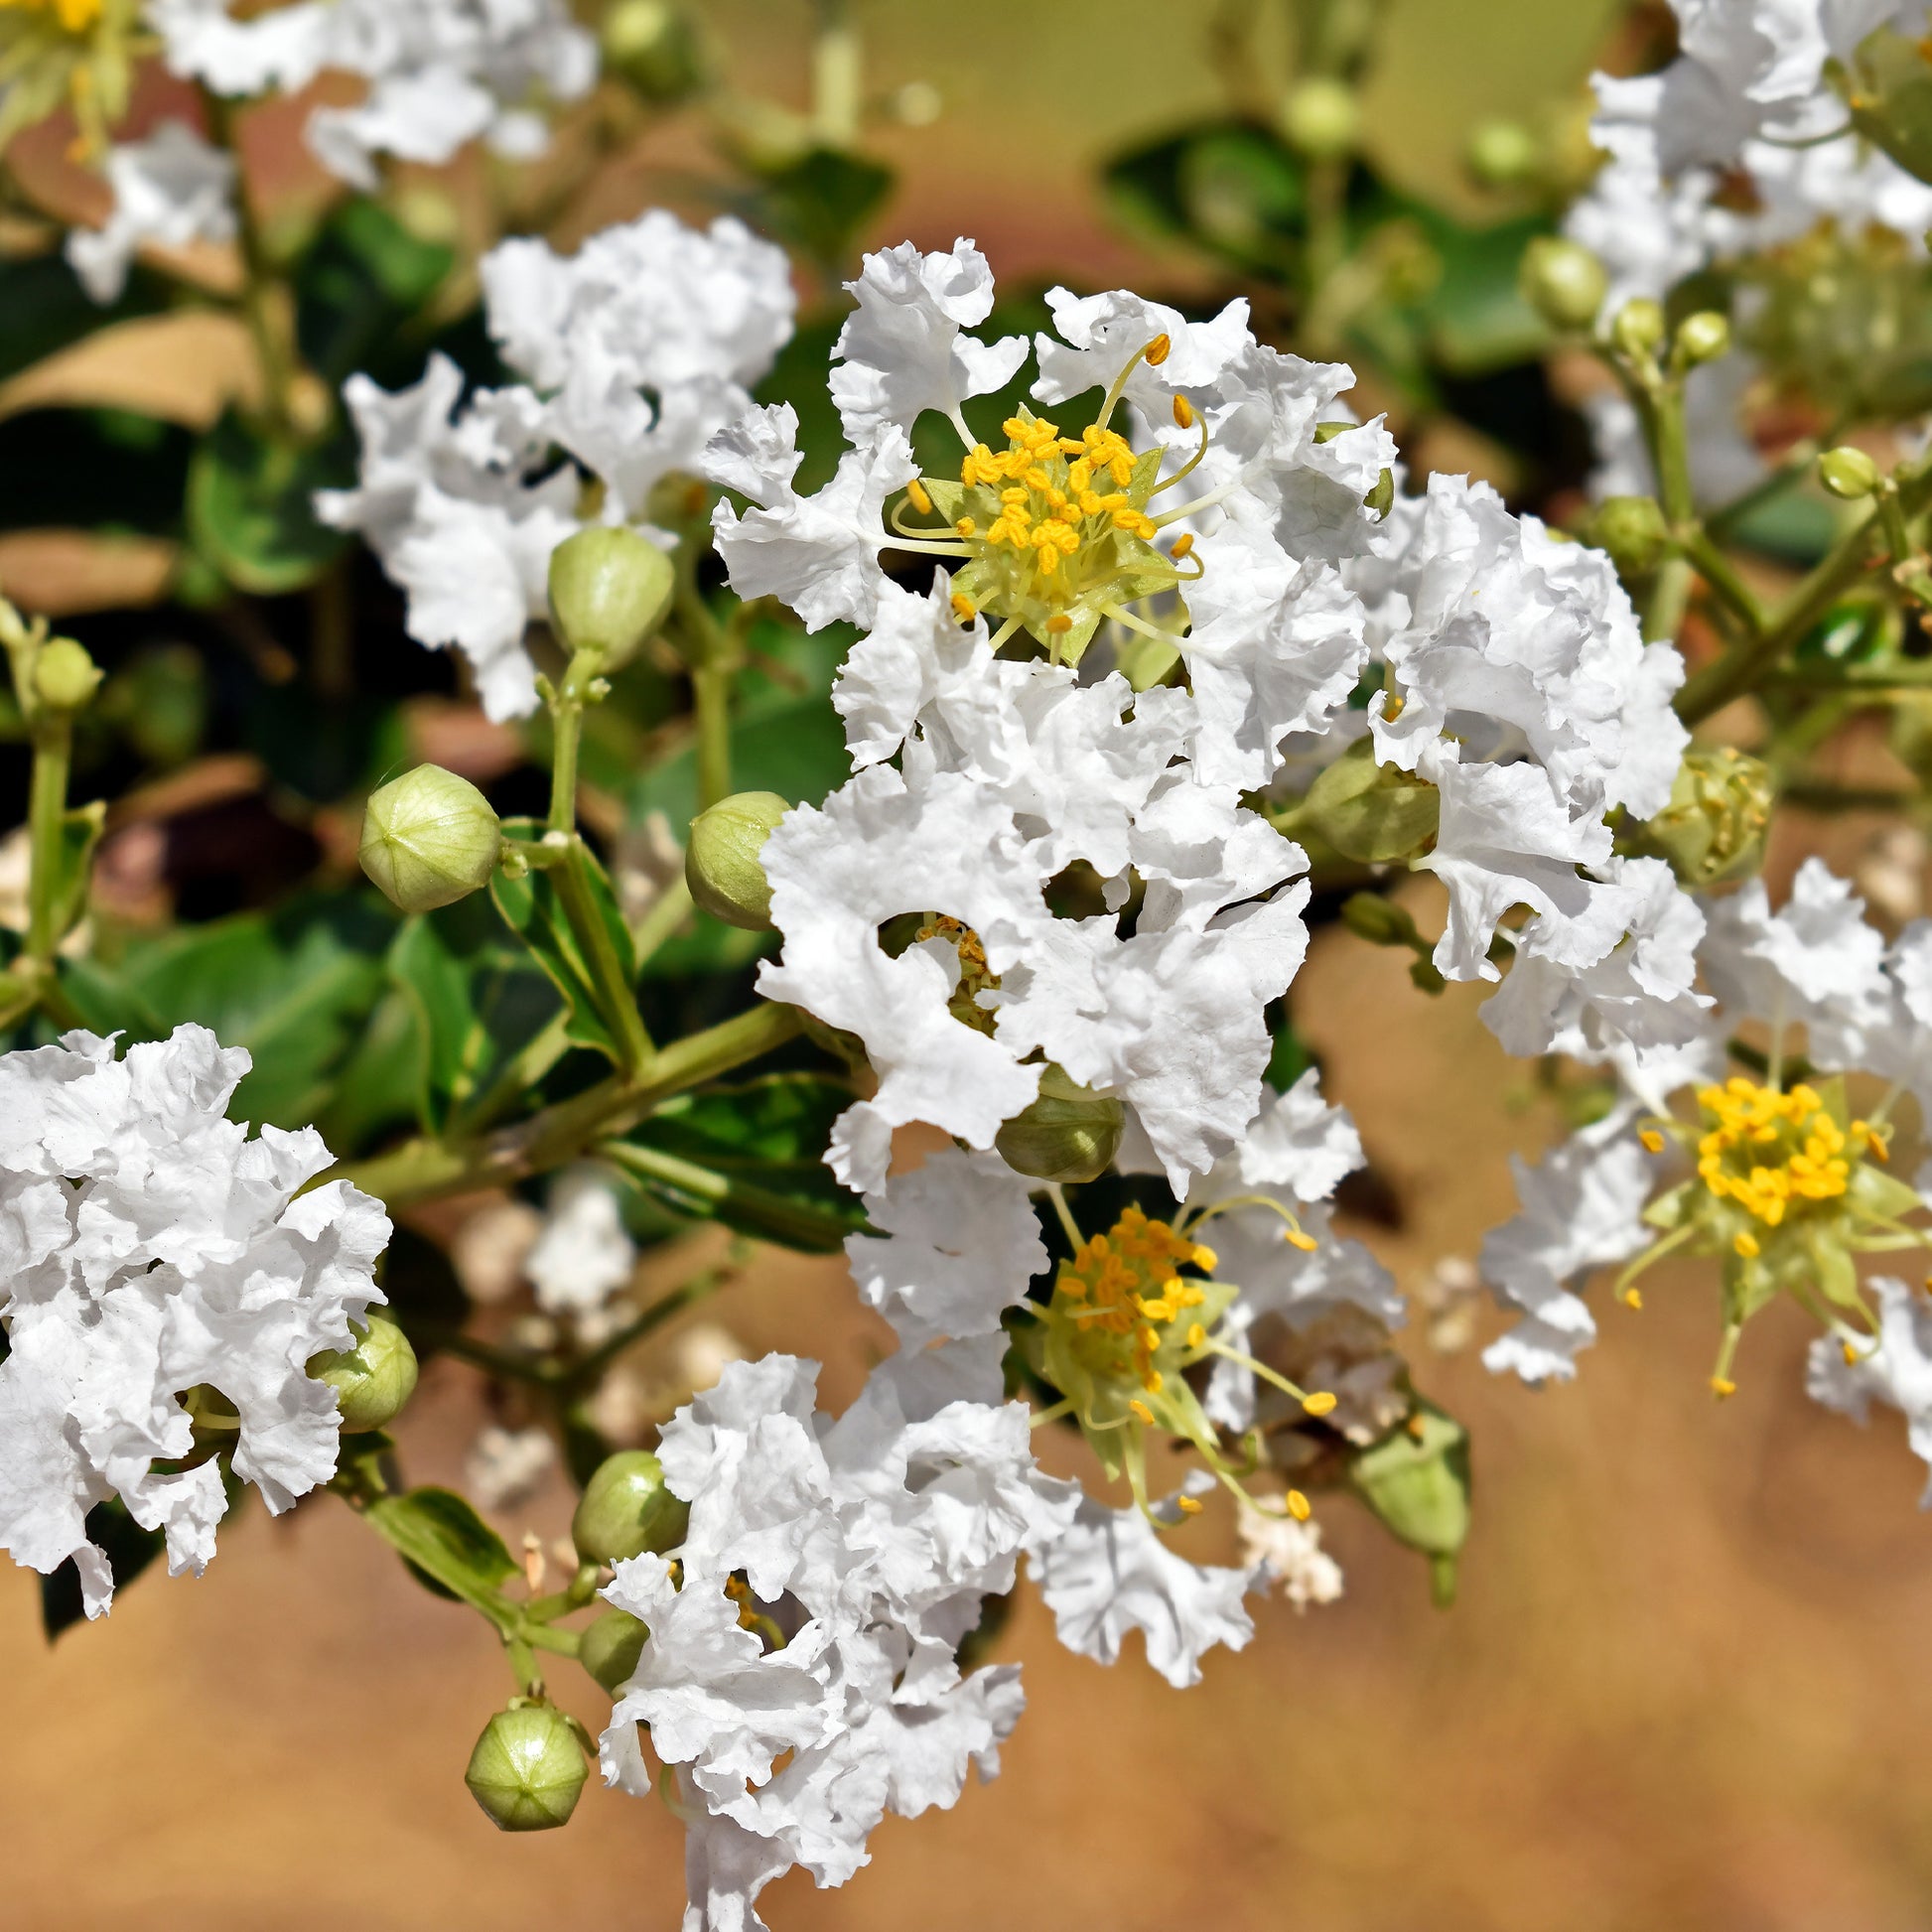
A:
[1046,613,1073,634]
[1185,1322,1206,1348]
[1284,1228,1318,1252]
[1639,1129,1665,1155]
[1623,1288,1643,1311]
[1144,1369,1165,1395]
[1843,1339,1863,1366]
[1173,395,1194,430]
[1190,1243,1217,1272]
[1170,532,1195,561]
[1301,1391,1338,1418]
[1710,1376,1737,1399]
[1129,1398,1155,1425]
[1177,1494,1203,1516]
[1733,1230,1760,1259]
[950,592,978,622]
[955,517,977,538]
[1145,333,1172,366]
[905,478,932,515]
[1286,1489,1311,1522]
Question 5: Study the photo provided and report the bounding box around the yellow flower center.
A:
[1694,1077,1870,1227]
[0,0,103,31]
[1050,1204,1215,1402]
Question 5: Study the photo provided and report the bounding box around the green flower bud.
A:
[1348,1404,1470,1607]
[360,765,502,913]
[1518,236,1607,332]
[994,1063,1125,1185]
[34,637,103,712]
[600,0,706,102]
[1611,297,1666,360]
[1338,891,1421,949]
[1624,745,1772,887]
[1674,309,1730,367]
[685,790,788,930]
[1465,117,1539,189]
[1291,740,1440,866]
[547,527,676,670]
[309,1310,419,1433]
[1819,444,1882,499]
[572,1449,690,1566]
[465,1706,587,1832]
[579,1608,650,1695]
[1278,76,1360,158]
[1588,493,1669,576]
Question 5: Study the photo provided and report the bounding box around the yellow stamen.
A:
[1639,1129,1665,1155]
[1301,1391,1337,1418]
[950,592,977,621]
[1623,1287,1643,1311]
[1843,1339,1863,1366]
[1170,532,1194,560]
[1190,1243,1217,1272]
[1185,1322,1206,1348]
[1176,1494,1203,1516]
[1284,1228,1317,1252]
[1145,333,1172,366]
[1733,1230,1760,1259]
[905,478,932,515]
[1286,1489,1311,1522]
[1046,613,1072,634]
[1129,1398,1155,1426]
[1711,1376,1737,1398]
[1172,395,1194,429]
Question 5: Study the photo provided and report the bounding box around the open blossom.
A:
[758,572,1311,1197]
[707,237,1393,793]
[0,1026,390,1616]
[149,0,595,188]
[321,209,795,720]
[66,119,236,305]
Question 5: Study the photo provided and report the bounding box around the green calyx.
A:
[1622,746,1771,887]
[546,526,676,670]
[464,1705,588,1832]
[1347,1404,1471,1608]
[359,764,503,913]
[994,1063,1125,1185]
[1282,738,1440,866]
[685,790,789,930]
[571,1449,690,1566]
[309,1310,420,1433]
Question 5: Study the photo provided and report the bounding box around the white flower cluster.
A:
[322,209,796,720]
[68,0,596,303]
[0,1026,390,1616]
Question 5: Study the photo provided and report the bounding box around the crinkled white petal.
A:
[66,121,237,306]
[1806,1275,1932,1502]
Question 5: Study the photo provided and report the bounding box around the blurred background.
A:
[15,1,1932,1927]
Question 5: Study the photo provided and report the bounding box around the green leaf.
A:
[188,411,352,596]
[1408,208,1553,376]
[489,819,637,1064]
[364,1485,518,1615]
[40,1496,168,1641]
[739,147,895,271]
[294,201,455,388]
[0,252,167,387]
[47,800,104,947]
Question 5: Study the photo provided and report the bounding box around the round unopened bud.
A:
[1278,76,1360,157]
[359,764,502,913]
[1819,444,1882,499]
[685,790,788,930]
[465,1706,587,1832]
[34,637,103,712]
[547,526,675,670]
[995,1063,1125,1185]
[600,0,704,101]
[309,1310,419,1433]
[1589,493,1669,576]
[1674,309,1730,366]
[572,1449,690,1566]
[1518,236,1607,332]
[579,1608,650,1695]
[1610,297,1666,360]
[1466,117,1539,188]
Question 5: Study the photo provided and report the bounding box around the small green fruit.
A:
[1674,309,1731,367]
[685,790,789,930]
[995,1064,1125,1185]
[572,1449,690,1566]
[34,637,103,712]
[1518,236,1607,332]
[547,526,676,669]
[1466,118,1539,189]
[1589,494,1669,577]
[309,1310,419,1433]
[359,764,502,913]
[1278,77,1360,158]
[464,1706,587,1832]
[1610,297,1666,360]
[579,1609,650,1695]
[1819,445,1882,500]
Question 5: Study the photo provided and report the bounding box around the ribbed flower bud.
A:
[1278,77,1360,158]
[1348,1405,1470,1608]
[995,1063,1125,1185]
[1674,310,1730,367]
[579,1608,650,1695]
[1611,297,1666,360]
[309,1311,419,1433]
[1518,236,1607,332]
[547,527,676,670]
[1819,445,1882,500]
[464,1706,588,1832]
[1624,746,1772,887]
[34,637,103,712]
[1588,494,1669,576]
[359,765,501,913]
[600,0,705,102]
[571,1449,690,1566]
[685,790,788,929]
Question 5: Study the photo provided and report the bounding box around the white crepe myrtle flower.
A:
[322,210,793,719]
[66,119,236,305]
[758,573,1311,1197]
[523,1167,636,1317]
[151,0,595,188]
[1806,1276,1932,1501]
[0,1026,390,1616]
[706,242,1393,791]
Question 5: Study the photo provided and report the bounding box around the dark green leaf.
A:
[739,147,894,271]
[294,200,455,389]
[188,411,352,596]
[364,1485,517,1613]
